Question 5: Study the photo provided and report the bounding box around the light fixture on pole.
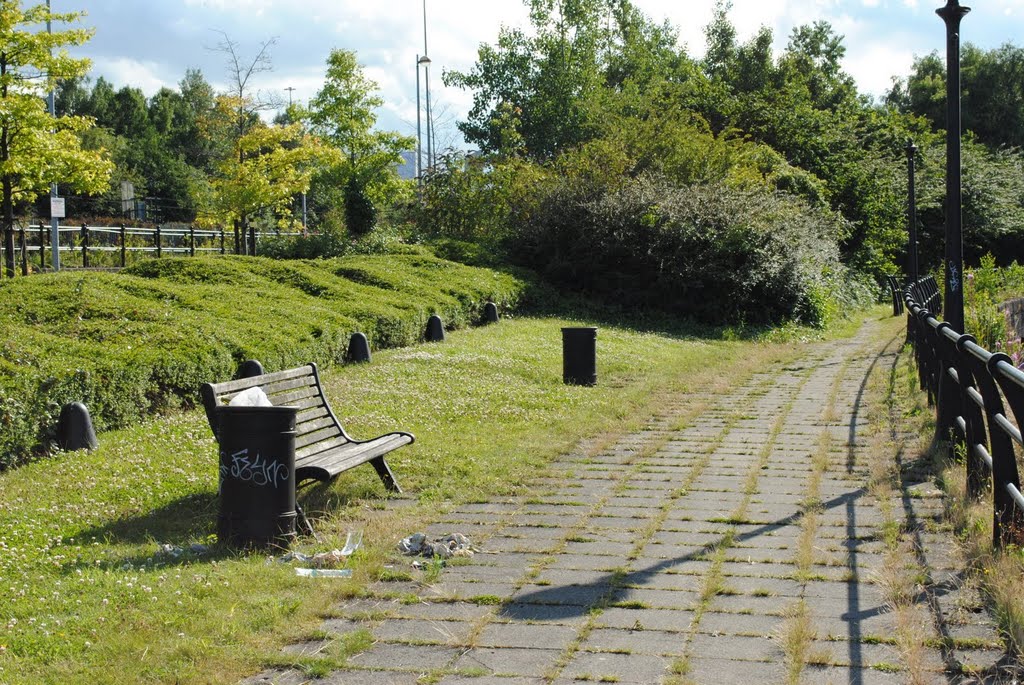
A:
[416,55,431,184]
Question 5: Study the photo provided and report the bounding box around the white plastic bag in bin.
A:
[228,387,273,407]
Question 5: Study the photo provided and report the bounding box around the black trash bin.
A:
[215,405,298,548]
[562,326,597,386]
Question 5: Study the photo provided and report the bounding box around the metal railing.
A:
[904,275,1024,548]
[3,223,304,274]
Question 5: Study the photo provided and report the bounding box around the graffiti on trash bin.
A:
[220,449,290,488]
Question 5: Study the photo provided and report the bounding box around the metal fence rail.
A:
[3,223,304,274]
[904,275,1024,548]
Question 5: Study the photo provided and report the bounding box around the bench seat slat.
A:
[296,406,331,424]
[267,386,321,407]
[279,396,325,412]
[297,434,414,477]
[294,415,336,437]
[295,424,351,450]
[208,365,313,396]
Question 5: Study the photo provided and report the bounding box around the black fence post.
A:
[39,223,46,270]
[120,224,127,267]
[19,227,27,276]
[189,225,196,257]
[156,225,162,258]
[248,224,256,257]
[81,224,89,268]
[220,228,226,255]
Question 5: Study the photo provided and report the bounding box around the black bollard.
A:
[237,359,265,379]
[562,327,597,386]
[57,402,99,451]
[484,302,499,324]
[425,314,446,342]
[347,332,372,363]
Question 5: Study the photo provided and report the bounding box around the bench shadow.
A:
[62,479,393,573]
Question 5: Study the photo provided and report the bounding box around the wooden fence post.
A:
[156,225,162,258]
[81,224,89,268]
[189,225,196,257]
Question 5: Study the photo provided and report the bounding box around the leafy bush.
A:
[509,174,860,326]
[0,254,525,468]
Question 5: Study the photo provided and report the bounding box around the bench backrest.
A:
[200,363,354,449]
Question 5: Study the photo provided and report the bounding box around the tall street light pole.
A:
[422,0,433,171]
[48,0,60,271]
[905,139,919,283]
[937,0,970,333]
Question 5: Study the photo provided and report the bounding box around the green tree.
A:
[445,0,608,159]
[889,43,1024,150]
[0,1,112,276]
[203,117,338,232]
[307,48,413,227]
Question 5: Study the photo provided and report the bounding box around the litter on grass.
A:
[398,533,474,559]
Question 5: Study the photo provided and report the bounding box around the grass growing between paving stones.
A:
[1,312,831,684]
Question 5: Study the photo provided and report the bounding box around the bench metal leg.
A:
[295,502,319,541]
[370,456,402,493]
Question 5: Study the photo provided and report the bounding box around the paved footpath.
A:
[247,318,1010,685]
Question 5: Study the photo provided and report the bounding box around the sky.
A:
[66,0,1024,150]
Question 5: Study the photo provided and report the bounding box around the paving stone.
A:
[496,602,592,625]
[372,618,473,645]
[514,582,612,607]
[392,601,496,623]
[696,611,783,637]
[593,606,695,632]
[544,553,623,571]
[611,587,700,610]
[799,665,910,685]
[451,647,563,678]
[475,622,579,649]
[326,670,430,684]
[619,570,702,592]
[438,677,546,685]
[684,656,786,683]
[688,632,782,662]
[708,592,791,615]
[581,626,685,656]
[346,643,462,671]
[559,651,673,683]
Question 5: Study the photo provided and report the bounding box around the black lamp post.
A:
[937,0,970,333]
[905,139,919,283]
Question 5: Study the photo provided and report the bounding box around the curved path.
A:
[247,317,1007,685]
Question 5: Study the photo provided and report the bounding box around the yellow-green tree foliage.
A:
[0,1,113,276]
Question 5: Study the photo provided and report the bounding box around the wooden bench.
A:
[200,363,414,494]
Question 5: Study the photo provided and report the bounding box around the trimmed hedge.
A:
[0,252,525,468]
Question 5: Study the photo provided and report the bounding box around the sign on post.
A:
[50,197,65,219]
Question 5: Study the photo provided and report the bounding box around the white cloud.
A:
[91,57,175,96]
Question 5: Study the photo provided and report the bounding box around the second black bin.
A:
[562,326,597,386]
[216,405,298,548]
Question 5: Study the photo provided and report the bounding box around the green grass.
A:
[0,295,865,683]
